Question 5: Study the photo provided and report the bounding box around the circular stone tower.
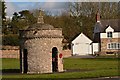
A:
[19,10,63,74]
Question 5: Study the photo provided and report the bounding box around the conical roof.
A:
[27,9,54,30]
[28,23,54,30]
[94,22,103,33]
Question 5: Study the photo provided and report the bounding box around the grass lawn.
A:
[1,58,120,80]
[2,58,20,70]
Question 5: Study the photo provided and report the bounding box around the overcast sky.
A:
[5,0,119,17]
[5,2,70,17]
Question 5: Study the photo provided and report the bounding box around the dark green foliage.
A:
[44,15,80,42]
[2,34,19,46]
[118,2,120,18]
[2,1,7,34]
[2,1,6,19]
[44,14,95,42]
[0,2,1,29]
[19,10,37,25]
[10,10,37,34]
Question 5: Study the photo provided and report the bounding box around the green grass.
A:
[1,58,120,79]
[2,58,20,70]
[64,58,119,70]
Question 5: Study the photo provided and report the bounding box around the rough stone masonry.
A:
[19,10,64,74]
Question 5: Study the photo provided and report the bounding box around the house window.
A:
[107,32,112,38]
[111,43,114,49]
[108,44,111,49]
[114,43,117,49]
[118,43,120,49]
[107,43,120,49]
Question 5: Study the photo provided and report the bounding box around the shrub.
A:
[2,34,19,46]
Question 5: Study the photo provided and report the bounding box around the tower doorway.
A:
[23,49,28,73]
[52,47,58,72]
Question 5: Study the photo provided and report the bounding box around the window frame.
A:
[107,43,120,49]
[107,32,112,38]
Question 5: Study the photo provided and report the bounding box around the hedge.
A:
[2,34,19,46]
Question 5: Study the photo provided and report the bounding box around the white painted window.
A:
[107,43,120,49]
[107,32,112,38]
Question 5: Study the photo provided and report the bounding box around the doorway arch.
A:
[52,47,58,72]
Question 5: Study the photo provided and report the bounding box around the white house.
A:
[93,11,120,55]
[71,33,93,55]
[100,26,120,54]
[71,11,120,56]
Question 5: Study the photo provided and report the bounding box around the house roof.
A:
[27,23,54,30]
[72,33,92,44]
[94,22,103,33]
[100,19,120,32]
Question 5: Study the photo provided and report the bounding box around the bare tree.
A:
[69,2,119,19]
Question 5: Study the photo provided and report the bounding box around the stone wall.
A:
[0,50,19,58]
[0,46,19,59]
[23,38,61,73]
[0,49,72,59]
[20,29,62,38]
[62,50,72,58]
[101,38,120,54]
[20,28,64,73]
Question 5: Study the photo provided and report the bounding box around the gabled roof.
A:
[105,26,114,32]
[72,33,92,44]
[101,19,120,32]
[94,19,120,32]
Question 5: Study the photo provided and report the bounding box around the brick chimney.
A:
[96,11,100,22]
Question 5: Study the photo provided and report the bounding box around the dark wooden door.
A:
[23,49,28,73]
[52,47,58,72]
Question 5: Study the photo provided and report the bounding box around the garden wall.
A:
[62,50,72,58]
[0,50,19,59]
[0,46,72,59]
[0,46,19,59]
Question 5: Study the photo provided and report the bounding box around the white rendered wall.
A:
[92,43,99,55]
[72,33,92,55]
[100,32,120,38]
[105,26,114,32]
[72,43,92,55]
